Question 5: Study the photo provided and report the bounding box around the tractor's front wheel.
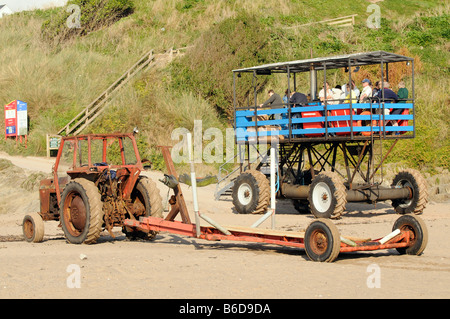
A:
[60,179,103,244]
[123,177,163,240]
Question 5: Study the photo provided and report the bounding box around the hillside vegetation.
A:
[0,0,448,174]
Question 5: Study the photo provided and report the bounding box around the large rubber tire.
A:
[392,214,428,256]
[60,179,103,244]
[391,169,428,215]
[22,212,45,243]
[304,219,341,262]
[123,176,163,240]
[308,172,347,219]
[232,169,270,214]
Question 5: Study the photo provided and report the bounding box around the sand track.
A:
[0,152,449,299]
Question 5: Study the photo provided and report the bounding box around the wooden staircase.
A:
[57,48,180,136]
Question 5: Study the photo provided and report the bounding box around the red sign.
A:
[4,100,17,138]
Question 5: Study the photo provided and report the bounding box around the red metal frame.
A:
[123,216,412,253]
[122,144,415,261]
[53,133,143,204]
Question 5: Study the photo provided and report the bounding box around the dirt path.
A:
[0,152,449,300]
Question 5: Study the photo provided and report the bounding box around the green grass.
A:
[0,0,448,173]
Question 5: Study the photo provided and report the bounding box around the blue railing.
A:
[235,102,414,142]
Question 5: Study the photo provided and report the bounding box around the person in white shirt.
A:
[341,81,360,100]
[319,82,334,104]
[359,79,373,102]
[332,85,343,104]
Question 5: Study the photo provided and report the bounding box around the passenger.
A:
[342,82,358,104]
[259,89,283,108]
[341,80,360,100]
[319,82,334,104]
[372,81,381,99]
[379,81,398,103]
[289,89,308,107]
[280,89,290,128]
[259,89,283,120]
[332,85,343,104]
[397,81,408,103]
[282,89,289,105]
[289,90,308,135]
[359,79,372,103]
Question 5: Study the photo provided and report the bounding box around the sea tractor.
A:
[215,51,428,220]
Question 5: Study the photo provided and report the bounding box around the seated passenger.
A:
[259,89,283,120]
[289,90,308,136]
[359,79,373,103]
[319,82,334,104]
[377,81,399,121]
[341,81,360,101]
[379,81,398,104]
[397,81,408,103]
[343,84,358,104]
[332,85,343,104]
[289,90,308,107]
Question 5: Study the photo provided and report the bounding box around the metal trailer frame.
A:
[225,51,427,218]
[124,144,428,263]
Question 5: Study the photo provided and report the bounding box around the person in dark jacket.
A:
[379,81,398,103]
[289,90,308,106]
[260,89,283,108]
[260,89,283,121]
[288,90,308,135]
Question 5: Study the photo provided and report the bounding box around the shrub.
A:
[170,13,272,118]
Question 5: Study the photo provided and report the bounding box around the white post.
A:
[270,146,276,229]
[186,132,200,237]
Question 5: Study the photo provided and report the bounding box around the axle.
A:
[281,183,412,202]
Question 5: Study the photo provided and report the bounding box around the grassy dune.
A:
[0,0,448,174]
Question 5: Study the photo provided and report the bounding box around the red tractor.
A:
[22,133,163,244]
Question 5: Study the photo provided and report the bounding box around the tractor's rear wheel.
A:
[232,170,270,214]
[123,177,163,240]
[23,212,45,243]
[391,169,428,215]
[308,172,347,219]
[60,179,103,244]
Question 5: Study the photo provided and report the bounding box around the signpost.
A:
[46,134,61,157]
[4,100,28,146]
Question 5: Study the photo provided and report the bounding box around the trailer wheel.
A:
[304,219,341,262]
[392,214,428,256]
[308,172,347,219]
[391,169,428,215]
[232,170,270,214]
[22,212,45,243]
[60,179,103,244]
[123,177,163,240]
